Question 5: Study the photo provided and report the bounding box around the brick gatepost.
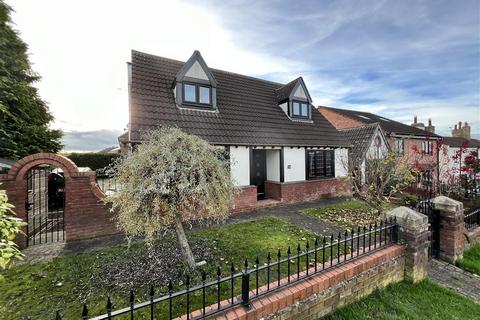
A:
[385,206,430,283]
[432,196,465,263]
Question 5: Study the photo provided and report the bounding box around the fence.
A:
[53,219,398,320]
[465,208,480,231]
[95,168,117,195]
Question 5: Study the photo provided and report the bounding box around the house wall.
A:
[229,146,250,186]
[266,149,281,182]
[283,147,306,182]
[366,130,389,159]
[318,107,366,129]
[334,148,348,178]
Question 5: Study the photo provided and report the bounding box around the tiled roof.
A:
[320,106,440,138]
[275,77,301,103]
[340,123,380,163]
[129,50,349,147]
[442,137,480,148]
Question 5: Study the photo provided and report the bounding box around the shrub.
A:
[66,152,121,170]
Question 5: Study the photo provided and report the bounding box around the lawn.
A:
[0,218,333,320]
[456,244,480,276]
[302,199,381,228]
[324,279,480,320]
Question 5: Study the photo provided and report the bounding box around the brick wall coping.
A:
[432,195,463,212]
[180,244,404,320]
[5,153,80,181]
[265,178,342,186]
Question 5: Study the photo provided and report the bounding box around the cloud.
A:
[62,130,123,152]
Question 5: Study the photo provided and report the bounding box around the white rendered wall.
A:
[335,148,349,178]
[185,61,209,80]
[230,146,250,186]
[366,131,389,159]
[266,150,280,182]
[283,147,306,182]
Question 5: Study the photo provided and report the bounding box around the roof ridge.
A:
[131,49,285,87]
[338,122,380,131]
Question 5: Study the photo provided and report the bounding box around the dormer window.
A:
[183,83,212,106]
[174,50,217,110]
[292,101,310,118]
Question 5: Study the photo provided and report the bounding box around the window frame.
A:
[422,140,433,155]
[306,149,335,180]
[291,100,310,119]
[394,138,404,156]
[182,82,212,107]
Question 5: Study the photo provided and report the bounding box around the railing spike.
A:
[202,270,207,281]
[306,241,310,250]
[297,243,301,252]
[230,262,235,273]
[168,280,173,292]
[255,255,259,265]
[82,304,89,319]
[149,285,154,297]
[287,246,291,255]
[217,266,221,277]
[106,297,112,312]
[130,289,135,305]
[55,310,62,320]
[277,249,281,258]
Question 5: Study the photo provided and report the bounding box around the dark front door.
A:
[251,149,267,200]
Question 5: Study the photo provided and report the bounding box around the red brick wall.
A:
[0,153,119,248]
[318,107,366,129]
[265,179,352,203]
[231,185,258,213]
[189,245,405,320]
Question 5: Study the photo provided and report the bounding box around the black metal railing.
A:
[95,168,117,195]
[465,207,480,230]
[53,219,398,320]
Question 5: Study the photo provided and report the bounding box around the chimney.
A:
[452,121,470,139]
[425,118,435,133]
[411,115,425,130]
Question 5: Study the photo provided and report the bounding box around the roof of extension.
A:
[340,123,386,163]
[129,50,349,147]
[320,106,440,138]
[442,137,480,148]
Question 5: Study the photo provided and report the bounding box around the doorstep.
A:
[255,198,281,209]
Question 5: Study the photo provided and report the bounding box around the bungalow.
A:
[124,50,351,212]
[319,107,441,188]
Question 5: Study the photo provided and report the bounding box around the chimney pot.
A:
[414,116,417,124]
[459,121,462,128]
[428,118,432,126]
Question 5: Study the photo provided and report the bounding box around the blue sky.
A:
[8,0,480,151]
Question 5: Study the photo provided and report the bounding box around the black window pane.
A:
[199,86,211,104]
[184,84,196,102]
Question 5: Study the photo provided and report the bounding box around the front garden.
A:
[0,218,326,319]
[456,244,480,276]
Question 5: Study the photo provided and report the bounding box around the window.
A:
[420,169,432,187]
[306,150,335,179]
[394,138,404,156]
[292,101,310,118]
[182,83,212,106]
[422,140,433,155]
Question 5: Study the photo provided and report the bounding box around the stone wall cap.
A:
[385,206,428,227]
[431,195,463,212]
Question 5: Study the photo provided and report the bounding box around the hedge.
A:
[66,153,121,171]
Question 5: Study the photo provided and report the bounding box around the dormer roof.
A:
[174,50,217,87]
[275,77,312,103]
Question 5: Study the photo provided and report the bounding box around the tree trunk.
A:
[174,213,196,270]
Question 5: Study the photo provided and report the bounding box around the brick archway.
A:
[0,153,119,248]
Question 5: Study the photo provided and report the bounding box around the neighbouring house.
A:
[339,123,390,184]
[319,107,441,189]
[125,50,351,212]
[439,121,480,186]
[117,131,129,154]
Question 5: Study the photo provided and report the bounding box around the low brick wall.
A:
[196,245,405,320]
[265,178,352,203]
[231,185,258,213]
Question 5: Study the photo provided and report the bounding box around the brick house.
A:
[124,50,352,212]
[319,107,441,188]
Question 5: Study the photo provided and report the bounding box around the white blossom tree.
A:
[106,128,235,269]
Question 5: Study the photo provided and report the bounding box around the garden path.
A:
[20,197,349,264]
[428,259,480,303]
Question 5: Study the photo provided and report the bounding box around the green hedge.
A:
[66,153,121,171]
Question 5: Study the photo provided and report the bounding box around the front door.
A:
[251,149,267,200]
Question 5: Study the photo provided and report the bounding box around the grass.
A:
[0,218,335,320]
[302,199,380,228]
[456,244,480,276]
[324,279,480,320]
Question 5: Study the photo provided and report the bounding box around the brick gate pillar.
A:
[386,206,429,283]
[431,196,464,263]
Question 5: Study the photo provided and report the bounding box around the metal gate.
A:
[416,193,440,258]
[25,165,65,246]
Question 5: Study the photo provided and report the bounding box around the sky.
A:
[7,0,480,151]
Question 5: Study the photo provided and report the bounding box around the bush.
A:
[66,153,121,171]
